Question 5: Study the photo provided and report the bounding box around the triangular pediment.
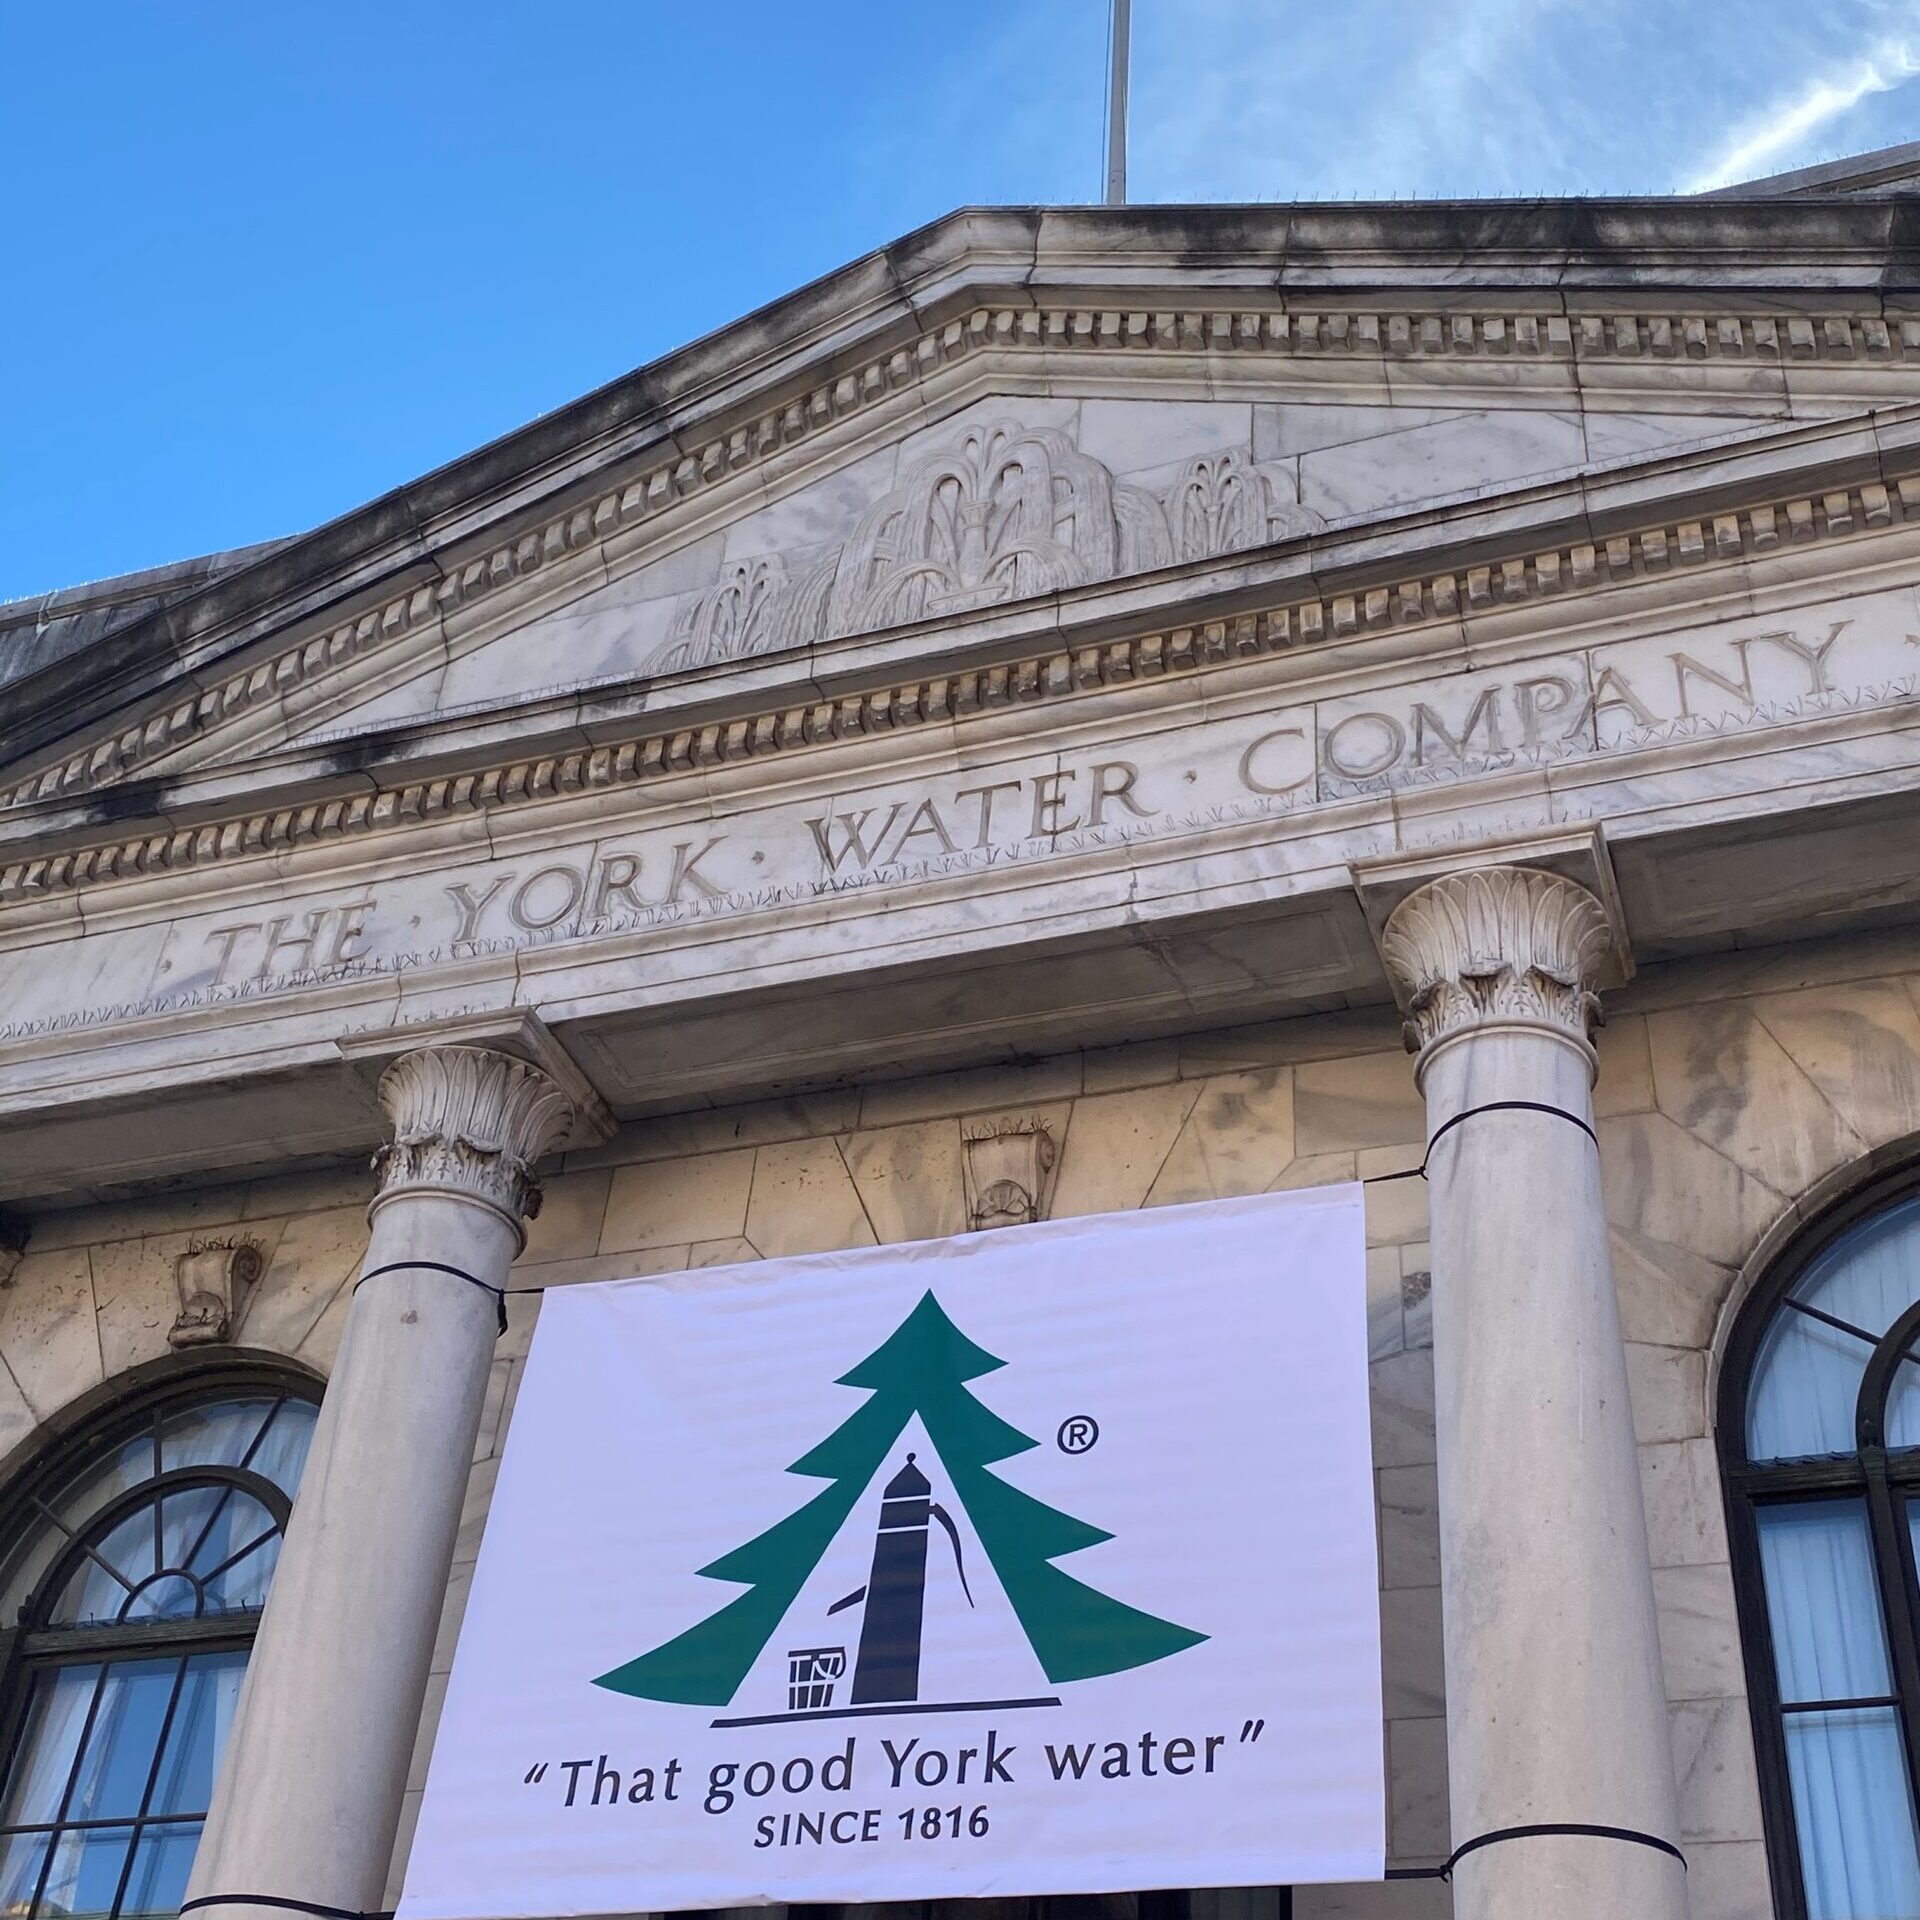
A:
[54,387,1807,799]
[284,393,1347,748]
[14,193,1920,820]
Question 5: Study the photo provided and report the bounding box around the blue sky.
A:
[6,0,1920,605]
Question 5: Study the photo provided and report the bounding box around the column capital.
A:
[1380,864,1616,1066]
[371,1044,575,1235]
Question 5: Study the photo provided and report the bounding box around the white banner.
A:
[400,1187,1383,1916]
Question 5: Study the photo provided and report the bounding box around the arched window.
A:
[0,1360,319,1920]
[1722,1175,1920,1919]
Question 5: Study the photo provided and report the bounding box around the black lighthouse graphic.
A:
[599,1290,1206,1721]
[823,1452,973,1706]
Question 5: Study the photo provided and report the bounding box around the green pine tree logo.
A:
[595,1291,1205,1709]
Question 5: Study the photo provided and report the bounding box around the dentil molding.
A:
[4,463,1917,911]
[371,1045,576,1235]
[8,299,1920,818]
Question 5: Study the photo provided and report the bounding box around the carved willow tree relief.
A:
[651,420,1322,673]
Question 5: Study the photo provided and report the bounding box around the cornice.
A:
[12,294,1920,815]
[4,454,1917,910]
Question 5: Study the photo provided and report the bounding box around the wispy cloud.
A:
[1125,0,1684,201]
[1117,0,1920,203]
[1682,34,1920,191]
[1343,0,1581,193]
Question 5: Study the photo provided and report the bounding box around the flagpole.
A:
[1104,0,1130,206]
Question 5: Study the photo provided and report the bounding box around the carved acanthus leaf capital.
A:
[371,1046,575,1232]
[1380,866,1613,1062]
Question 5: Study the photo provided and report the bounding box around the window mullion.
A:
[1861,1446,1920,1810]
[1890,1454,1920,1813]
[177,1485,239,1587]
[0,1812,205,1838]
[1780,1693,1902,1712]
[1727,1491,1811,1920]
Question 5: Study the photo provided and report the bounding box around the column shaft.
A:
[1383,867,1686,1920]
[188,1047,572,1920]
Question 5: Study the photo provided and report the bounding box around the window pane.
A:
[200,1533,280,1618]
[122,1573,199,1623]
[49,1438,158,1535]
[159,1400,274,1475]
[0,1667,100,1826]
[248,1401,317,1498]
[65,1660,180,1824]
[1757,1501,1895,1703]
[148,1652,245,1818]
[39,1822,132,1920]
[1749,1312,1873,1461]
[1889,1344,1920,1452]
[183,1492,275,1587]
[1751,1196,1920,1462]
[120,1824,200,1918]
[0,1830,51,1913]
[1784,1707,1920,1920]
[52,1509,156,1627]
[156,1489,230,1580]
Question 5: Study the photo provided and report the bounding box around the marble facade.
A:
[9,196,1920,1919]
[14,936,1920,1916]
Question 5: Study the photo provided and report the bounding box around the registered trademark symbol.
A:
[1056,1415,1099,1455]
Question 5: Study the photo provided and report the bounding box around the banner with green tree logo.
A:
[403,1188,1382,1918]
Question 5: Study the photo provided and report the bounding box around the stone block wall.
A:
[11,923,1920,1917]
[1590,928,1920,1920]
[427,1020,1452,1915]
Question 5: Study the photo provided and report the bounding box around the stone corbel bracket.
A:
[171,1236,265,1348]
[962,1116,1060,1230]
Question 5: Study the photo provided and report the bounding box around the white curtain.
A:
[1759,1500,1920,1917]
[0,1663,98,1825]
[1749,1197,1920,1462]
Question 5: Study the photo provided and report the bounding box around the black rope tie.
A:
[354,1259,514,1337]
[1364,1098,1599,1187]
[181,1900,393,1920]
[346,1100,1597,1343]
[185,1823,1680,1916]
[1386,1819,1687,1881]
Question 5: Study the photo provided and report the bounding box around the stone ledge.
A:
[6,440,1919,907]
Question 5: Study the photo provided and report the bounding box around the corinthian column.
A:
[1379,867,1687,1920]
[188,1046,574,1920]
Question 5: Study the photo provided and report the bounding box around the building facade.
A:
[6,185,1920,1920]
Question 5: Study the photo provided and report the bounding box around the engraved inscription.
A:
[1,594,1915,1047]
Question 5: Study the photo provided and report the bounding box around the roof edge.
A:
[11,194,1920,772]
